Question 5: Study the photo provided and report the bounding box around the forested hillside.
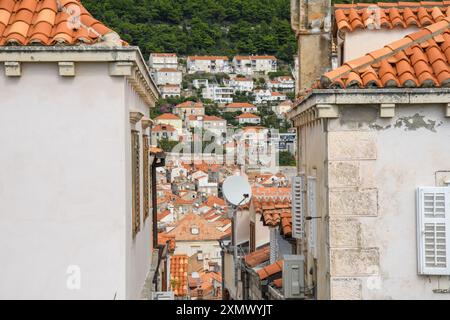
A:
[83,0,421,63]
[83,0,296,62]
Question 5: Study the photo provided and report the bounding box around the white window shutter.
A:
[417,187,450,275]
[292,175,306,239]
[307,177,317,258]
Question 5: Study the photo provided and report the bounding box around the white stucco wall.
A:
[0,61,154,300]
[342,28,419,62]
[124,79,153,300]
[174,241,222,265]
[0,62,127,299]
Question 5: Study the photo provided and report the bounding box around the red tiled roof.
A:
[257,260,283,280]
[271,92,285,96]
[205,196,226,207]
[254,198,292,228]
[335,2,450,32]
[152,124,176,132]
[0,0,124,46]
[164,212,229,241]
[158,233,175,252]
[204,115,225,121]
[244,245,270,267]
[155,113,181,120]
[226,102,256,108]
[321,18,450,88]
[170,255,189,297]
[236,113,261,119]
[188,55,229,60]
[157,209,171,221]
[235,55,277,60]
[175,101,204,109]
[272,278,283,289]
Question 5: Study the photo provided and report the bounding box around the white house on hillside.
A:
[149,53,178,70]
[0,0,161,300]
[187,56,230,74]
[233,55,277,75]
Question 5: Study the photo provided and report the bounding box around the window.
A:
[131,130,141,237]
[191,226,199,235]
[292,175,306,239]
[417,187,450,275]
[142,134,150,222]
[250,221,256,252]
[307,177,317,259]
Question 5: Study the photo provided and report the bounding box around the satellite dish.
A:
[222,175,252,206]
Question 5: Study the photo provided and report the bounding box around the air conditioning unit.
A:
[283,255,305,299]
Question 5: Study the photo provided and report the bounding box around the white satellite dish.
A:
[222,175,252,207]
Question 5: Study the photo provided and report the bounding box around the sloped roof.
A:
[235,55,277,60]
[155,113,181,120]
[152,124,176,132]
[321,18,450,89]
[244,245,270,267]
[170,255,189,297]
[175,101,204,109]
[335,1,450,32]
[164,212,228,241]
[226,102,256,108]
[236,112,261,119]
[257,260,283,280]
[0,0,124,46]
[188,55,228,60]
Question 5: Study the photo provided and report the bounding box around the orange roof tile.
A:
[334,2,450,32]
[170,255,189,297]
[235,55,277,60]
[175,101,204,109]
[188,55,229,61]
[272,278,283,289]
[158,233,176,252]
[236,112,261,119]
[257,260,283,280]
[226,102,256,108]
[155,113,181,120]
[244,245,270,267]
[321,18,450,89]
[164,212,229,241]
[205,196,226,208]
[0,0,124,46]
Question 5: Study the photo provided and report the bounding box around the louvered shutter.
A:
[307,177,317,258]
[292,175,306,239]
[417,187,450,275]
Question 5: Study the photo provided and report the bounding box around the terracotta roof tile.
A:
[257,260,283,280]
[155,113,181,120]
[334,2,450,32]
[244,245,270,267]
[0,0,124,46]
[236,113,260,119]
[158,233,175,252]
[170,255,189,297]
[321,19,450,89]
[175,101,204,109]
[226,102,256,108]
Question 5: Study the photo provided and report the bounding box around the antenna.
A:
[222,175,252,207]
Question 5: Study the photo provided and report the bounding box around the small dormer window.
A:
[191,226,199,235]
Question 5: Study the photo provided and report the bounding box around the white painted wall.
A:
[342,28,420,62]
[174,241,222,265]
[0,62,153,300]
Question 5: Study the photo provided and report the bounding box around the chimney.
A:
[291,0,332,96]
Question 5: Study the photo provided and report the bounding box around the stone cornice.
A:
[0,46,159,107]
[130,111,144,125]
[289,88,450,126]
